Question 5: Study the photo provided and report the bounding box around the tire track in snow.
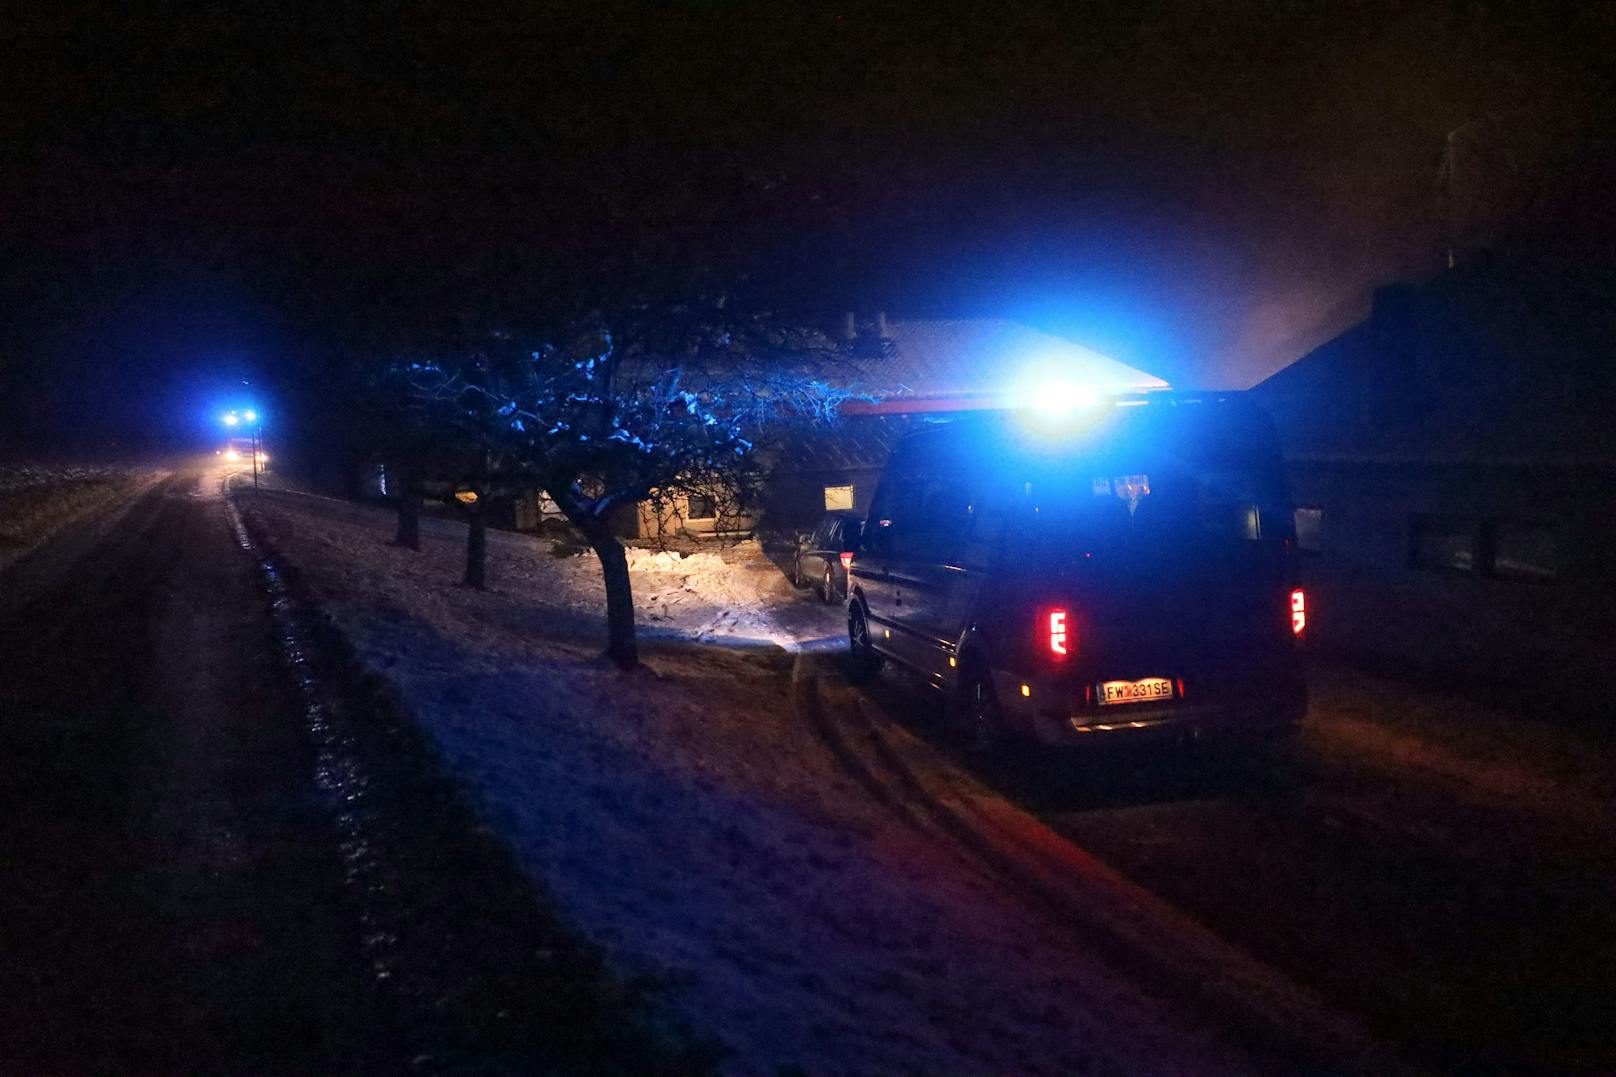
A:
[796,653,1412,1077]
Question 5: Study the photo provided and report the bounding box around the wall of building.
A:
[1289,458,1616,719]
[761,467,885,532]
[632,491,755,540]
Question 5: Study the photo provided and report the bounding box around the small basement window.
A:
[1409,514,1478,574]
[1490,519,1558,583]
[686,493,717,520]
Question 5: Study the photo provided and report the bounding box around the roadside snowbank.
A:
[0,462,167,575]
[240,490,1253,1076]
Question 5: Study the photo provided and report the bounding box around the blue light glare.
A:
[1012,356,1107,413]
[242,410,257,423]
[221,412,240,426]
[1009,359,1112,437]
[1012,382,1107,437]
[1028,380,1101,414]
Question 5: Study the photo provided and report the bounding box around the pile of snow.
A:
[239,490,1248,1076]
[607,542,794,642]
[0,462,134,498]
[622,546,725,573]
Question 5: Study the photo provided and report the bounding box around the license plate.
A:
[1097,677,1175,705]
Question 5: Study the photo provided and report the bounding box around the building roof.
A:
[1251,250,1616,466]
[845,318,1168,413]
[770,413,916,474]
[765,319,1170,475]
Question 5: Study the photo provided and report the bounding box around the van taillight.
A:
[840,551,854,571]
[1048,609,1072,657]
[1290,588,1306,637]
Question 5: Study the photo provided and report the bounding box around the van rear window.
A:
[1020,460,1285,569]
[876,401,1291,572]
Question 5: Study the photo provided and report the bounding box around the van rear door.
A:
[1011,403,1296,689]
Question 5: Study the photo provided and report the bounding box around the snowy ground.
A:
[0,462,172,595]
[238,488,1288,1076]
[239,484,836,651]
[0,462,168,576]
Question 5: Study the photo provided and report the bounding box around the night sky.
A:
[2,1,1610,450]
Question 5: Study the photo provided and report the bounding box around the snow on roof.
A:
[769,319,1171,473]
[852,318,1168,410]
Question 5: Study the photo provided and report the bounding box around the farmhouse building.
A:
[756,316,1167,530]
[1250,251,1616,718]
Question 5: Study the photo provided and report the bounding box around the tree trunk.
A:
[588,527,638,669]
[463,507,486,589]
[393,482,421,551]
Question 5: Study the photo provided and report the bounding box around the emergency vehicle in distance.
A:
[219,436,269,470]
[847,391,1307,750]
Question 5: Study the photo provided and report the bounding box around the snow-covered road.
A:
[238,487,1398,1075]
[1,463,714,1074]
[0,466,397,1071]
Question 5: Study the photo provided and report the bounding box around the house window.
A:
[1409,515,1478,574]
[1294,507,1323,554]
[1490,520,1558,583]
[686,493,716,520]
[1407,515,1560,583]
[823,484,854,511]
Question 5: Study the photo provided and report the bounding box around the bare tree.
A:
[381,347,532,587]
[404,309,856,667]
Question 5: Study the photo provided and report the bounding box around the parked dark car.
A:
[847,393,1308,750]
[794,511,864,602]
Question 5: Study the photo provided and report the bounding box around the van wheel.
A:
[847,606,882,681]
[959,669,1004,754]
[821,565,835,603]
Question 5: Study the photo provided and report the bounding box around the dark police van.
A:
[846,393,1307,749]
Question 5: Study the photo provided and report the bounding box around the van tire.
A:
[847,606,882,681]
[959,668,1004,754]
[821,565,835,603]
